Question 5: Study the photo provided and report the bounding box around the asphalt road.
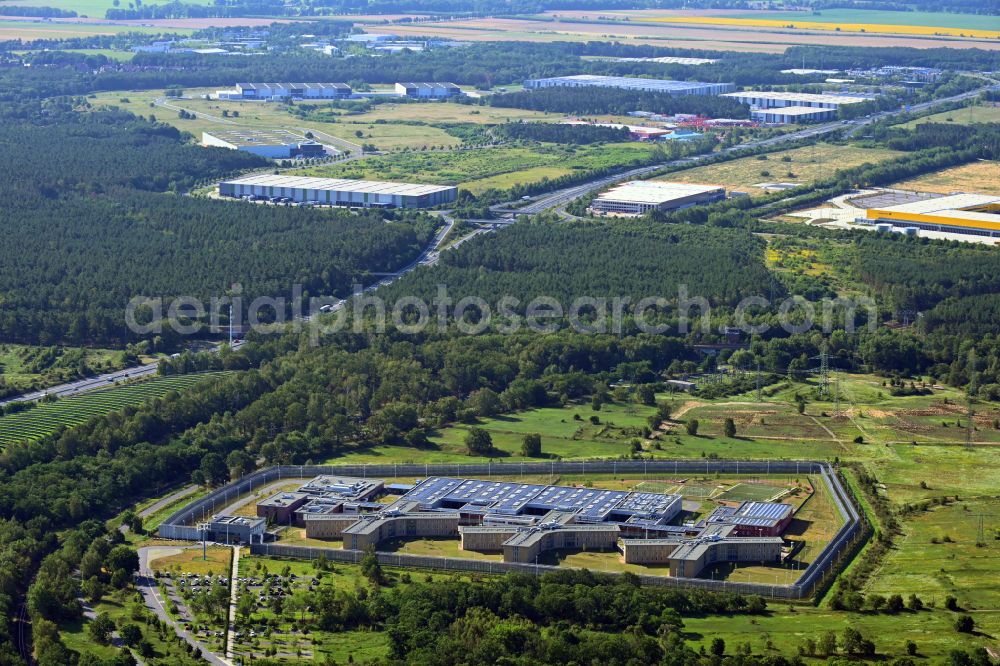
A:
[137,546,232,666]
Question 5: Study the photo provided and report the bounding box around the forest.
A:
[499,121,630,145]
[0,105,436,346]
[489,86,750,118]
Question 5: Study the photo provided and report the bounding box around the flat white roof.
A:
[751,105,837,116]
[873,193,1000,214]
[532,75,727,92]
[596,181,724,205]
[723,91,871,105]
[602,56,718,65]
[204,129,303,147]
[221,173,456,197]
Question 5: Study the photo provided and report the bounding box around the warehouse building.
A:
[523,74,735,96]
[218,174,458,208]
[202,130,326,159]
[395,82,462,98]
[215,82,352,101]
[862,192,1000,238]
[722,90,870,110]
[705,501,794,537]
[590,181,726,216]
[750,106,838,124]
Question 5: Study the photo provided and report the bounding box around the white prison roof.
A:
[222,173,456,197]
[595,180,724,205]
[723,91,871,104]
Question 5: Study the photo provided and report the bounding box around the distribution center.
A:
[218,174,458,208]
[590,181,726,216]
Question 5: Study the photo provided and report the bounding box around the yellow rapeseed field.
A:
[637,16,1000,40]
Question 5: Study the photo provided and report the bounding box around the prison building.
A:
[862,192,1000,238]
[397,477,682,527]
[202,130,326,159]
[299,476,384,502]
[523,75,735,96]
[208,516,267,544]
[459,525,519,552]
[590,181,726,216]
[705,501,794,537]
[721,90,870,110]
[215,82,352,101]
[750,106,838,124]
[257,492,310,525]
[341,512,460,551]
[621,532,784,577]
[303,513,366,539]
[503,523,620,564]
[395,82,462,98]
[218,174,458,208]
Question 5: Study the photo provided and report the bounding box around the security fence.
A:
[160,459,864,599]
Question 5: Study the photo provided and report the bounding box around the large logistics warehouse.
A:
[750,106,838,124]
[722,90,870,110]
[864,193,1000,238]
[216,82,352,101]
[218,174,458,208]
[590,181,726,216]
[202,129,326,159]
[523,74,735,96]
[395,82,462,98]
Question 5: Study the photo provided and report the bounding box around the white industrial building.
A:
[751,106,839,124]
[215,82,352,101]
[722,90,870,110]
[202,130,326,159]
[218,174,458,208]
[590,181,726,216]
[394,82,462,98]
[523,74,735,96]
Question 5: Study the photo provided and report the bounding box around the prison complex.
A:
[248,475,797,576]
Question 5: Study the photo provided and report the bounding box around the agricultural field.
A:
[656,143,903,193]
[383,16,1000,53]
[294,142,663,193]
[0,371,230,447]
[636,13,1000,40]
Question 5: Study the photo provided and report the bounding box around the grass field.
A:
[150,545,232,577]
[0,0,213,18]
[295,142,662,192]
[890,160,1000,194]
[902,105,1000,128]
[656,143,903,193]
[0,18,194,40]
[0,343,134,393]
[0,371,230,447]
